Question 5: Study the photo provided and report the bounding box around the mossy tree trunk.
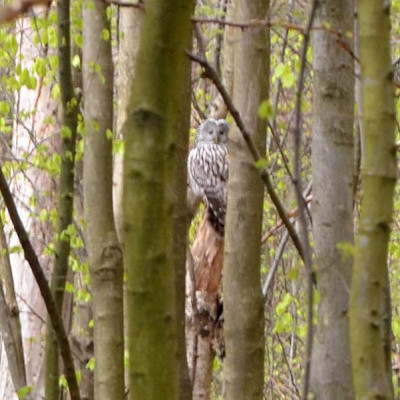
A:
[350,0,396,398]
[82,1,124,399]
[122,0,194,399]
[44,1,79,398]
[173,33,193,400]
[310,0,354,398]
[223,0,269,399]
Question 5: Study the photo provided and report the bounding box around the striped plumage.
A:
[188,118,229,235]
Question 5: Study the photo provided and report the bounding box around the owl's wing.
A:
[202,145,228,235]
[188,144,228,235]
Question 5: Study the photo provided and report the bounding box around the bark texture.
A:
[173,31,193,400]
[187,214,224,400]
[310,0,354,398]
[114,6,143,241]
[83,1,124,400]
[122,0,194,399]
[223,0,269,399]
[45,0,79,397]
[350,0,396,398]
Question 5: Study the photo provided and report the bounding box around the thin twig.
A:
[268,120,294,182]
[263,230,289,297]
[276,333,301,400]
[261,195,312,242]
[188,51,305,263]
[263,182,312,298]
[292,1,319,398]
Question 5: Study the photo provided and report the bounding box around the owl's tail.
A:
[207,203,226,236]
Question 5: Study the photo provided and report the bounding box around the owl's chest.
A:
[197,144,228,177]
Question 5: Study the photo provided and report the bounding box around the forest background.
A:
[0,0,397,400]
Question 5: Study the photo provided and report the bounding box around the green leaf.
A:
[258,100,274,119]
[72,54,81,68]
[101,28,110,41]
[86,357,95,371]
[61,126,72,139]
[0,101,10,115]
[65,281,75,293]
[254,157,268,171]
[34,58,47,77]
[59,375,67,388]
[17,386,33,400]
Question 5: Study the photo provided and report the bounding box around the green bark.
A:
[223,1,269,399]
[310,0,354,398]
[82,1,124,399]
[45,0,79,398]
[173,37,192,400]
[350,1,396,398]
[122,0,194,399]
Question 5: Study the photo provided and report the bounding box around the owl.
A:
[188,118,229,236]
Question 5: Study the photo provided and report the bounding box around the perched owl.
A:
[188,118,229,236]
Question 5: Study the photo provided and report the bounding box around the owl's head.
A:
[197,118,229,145]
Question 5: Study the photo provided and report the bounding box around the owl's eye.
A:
[209,131,213,135]
[219,131,224,135]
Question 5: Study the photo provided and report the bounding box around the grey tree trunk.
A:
[0,213,27,397]
[223,0,269,399]
[83,1,124,399]
[310,0,355,398]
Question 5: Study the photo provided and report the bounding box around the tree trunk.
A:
[114,6,143,241]
[310,0,354,398]
[223,0,269,399]
[173,31,193,400]
[0,212,27,398]
[45,1,79,398]
[187,213,224,400]
[82,1,125,399]
[122,0,194,399]
[350,0,396,398]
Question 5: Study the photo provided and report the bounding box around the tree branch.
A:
[0,167,81,400]
[292,1,319,398]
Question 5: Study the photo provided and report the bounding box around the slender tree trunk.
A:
[188,213,224,400]
[122,0,194,398]
[174,32,193,400]
[310,0,354,398]
[114,6,143,241]
[45,0,79,398]
[350,0,396,398]
[0,220,27,397]
[114,6,143,395]
[223,0,269,399]
[82,1,125,399]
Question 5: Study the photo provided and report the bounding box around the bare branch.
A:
[291,1,319,398]
[0,167,81,400]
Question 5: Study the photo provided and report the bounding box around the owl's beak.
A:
[214,137,220,144]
